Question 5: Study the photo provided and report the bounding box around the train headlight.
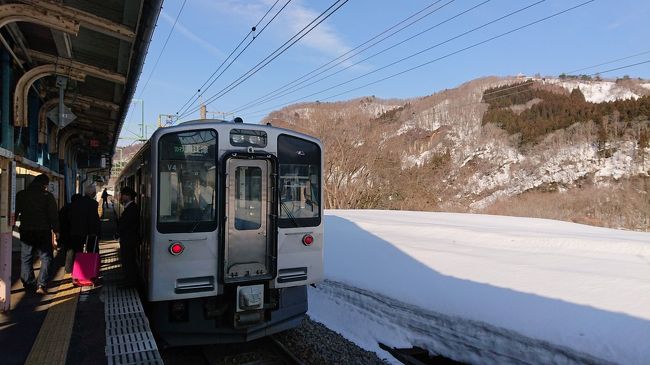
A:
[230,129,267,147]
[169,242,184,255]
[302,234,314,246]
[248,135,263,144]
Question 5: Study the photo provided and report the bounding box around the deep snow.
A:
[307,210,650,365]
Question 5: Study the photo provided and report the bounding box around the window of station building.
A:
[277,134,321,228]
[158,129,217,233]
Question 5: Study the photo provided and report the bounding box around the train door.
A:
[224,158,273,282]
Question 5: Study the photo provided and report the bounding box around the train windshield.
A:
[278,135,321,228]
[157,129,217,233]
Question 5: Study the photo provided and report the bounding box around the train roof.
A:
[154,119,321,144]
[115,119,321,184]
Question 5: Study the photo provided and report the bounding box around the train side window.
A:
[157,129,218,233]
[277,135,321,228]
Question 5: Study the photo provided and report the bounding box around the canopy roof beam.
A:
[24,49,127,84]
[14,64,86,127]
[19,0,136,42]
[0,3,79,34]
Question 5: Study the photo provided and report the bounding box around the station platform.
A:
[0,206,163,365]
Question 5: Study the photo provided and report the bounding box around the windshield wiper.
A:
[189,206,211,233]
[280,201,299,227]
[189,220,202,233]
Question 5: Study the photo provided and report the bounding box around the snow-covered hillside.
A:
[545,79,640,103]
[309,210,650,365]
[467,140,650,210]
[388,77,650,211]
[267,76,650,220]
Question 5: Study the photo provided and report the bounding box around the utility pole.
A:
[125,98,146,142]
[119,98,149,143]
[200,103,207,120]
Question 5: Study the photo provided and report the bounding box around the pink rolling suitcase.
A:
[72,236,100,286]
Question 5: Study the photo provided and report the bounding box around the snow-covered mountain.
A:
[264,76,650,231]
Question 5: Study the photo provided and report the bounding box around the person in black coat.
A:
[15,174,59,294]
[117,186,139,285]
[65,185,101,273]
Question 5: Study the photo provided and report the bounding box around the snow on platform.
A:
[308,210,650,365]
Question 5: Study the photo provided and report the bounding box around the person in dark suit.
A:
[117,186,139,285]
[65,184,101,273]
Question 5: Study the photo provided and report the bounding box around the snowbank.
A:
[308,210,650,365]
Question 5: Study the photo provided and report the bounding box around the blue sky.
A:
[119,0,650,146]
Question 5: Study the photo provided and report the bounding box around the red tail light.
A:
[169,242,184,255]
[302,234,314,246]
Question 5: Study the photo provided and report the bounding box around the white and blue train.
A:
[116,118,324,346]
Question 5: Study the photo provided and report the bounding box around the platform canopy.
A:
[0,0,162,177]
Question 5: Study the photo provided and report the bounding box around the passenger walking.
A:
[117,187,139,285]
[101,188,110,208]
[15,174,59,295]
[66,184,101,273]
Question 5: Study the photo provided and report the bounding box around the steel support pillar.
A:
[1,49,11,151]
[27,91,38,161]
[0,158,15,312]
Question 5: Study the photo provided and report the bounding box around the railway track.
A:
[378,343,465,365]
[159,336,305,365]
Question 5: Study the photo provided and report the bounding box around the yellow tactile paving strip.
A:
[24,273,81,365]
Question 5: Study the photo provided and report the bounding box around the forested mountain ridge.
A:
[263,76,650,231]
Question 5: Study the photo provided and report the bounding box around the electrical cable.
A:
[244,57,648,120]
[233,0,495,114]
[179,0,348,119]
[566,50,650,75]
[230,0,454,114]
[241,0,596,118]
[241,0,551,116]
[178,0,350,119]
[175,0,287,116]
[138,0,187,98]
[232,0,496,114]
[476,51,650,100]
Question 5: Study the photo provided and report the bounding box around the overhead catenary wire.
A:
[179,0,348,119]
[588,59,650,76]
[178,0,350,120]
[137,0,187,98]
[462,59,650,108]
[241,0,596,119]
[244,58,649,121]
[480,49,650,99]
[175,0,287,117]
[565,49,650,75]
[232,0,492,114]
[230,0,455,114]
[241,0,550,116]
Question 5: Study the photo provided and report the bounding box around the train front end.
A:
[145,120,323,346]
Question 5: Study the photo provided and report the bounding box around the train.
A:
[116,118,324,346]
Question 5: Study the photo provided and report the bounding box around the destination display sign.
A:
[159,130,217,161]
[173,144,209,154]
